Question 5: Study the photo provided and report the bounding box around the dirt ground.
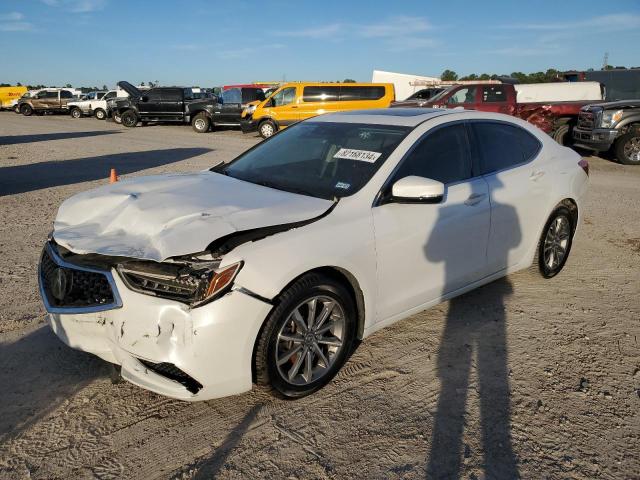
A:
[0,112,638,480]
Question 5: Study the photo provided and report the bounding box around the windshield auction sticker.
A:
[333,148,382,163]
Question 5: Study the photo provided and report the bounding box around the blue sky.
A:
[1,0,639,88]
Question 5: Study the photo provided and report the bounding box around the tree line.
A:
[441,65,638,83]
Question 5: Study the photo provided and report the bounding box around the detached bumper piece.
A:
[138,360,203,394]
[39,243,122,313]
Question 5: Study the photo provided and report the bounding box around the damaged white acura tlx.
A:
[39,109,588,400]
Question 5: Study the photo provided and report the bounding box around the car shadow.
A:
[0,131,120,146]
[0,147,213,196]
[0,325,110,444]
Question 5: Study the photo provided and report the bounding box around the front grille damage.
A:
[138,359,203,394]
[40,246,115,309]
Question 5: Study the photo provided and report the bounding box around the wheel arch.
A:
[249,265,366,383]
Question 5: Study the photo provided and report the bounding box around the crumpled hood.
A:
[53,171,333,261]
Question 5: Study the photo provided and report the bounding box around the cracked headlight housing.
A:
[117,258,242,307]
[601,109,623,128]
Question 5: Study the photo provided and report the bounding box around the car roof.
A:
[310,108,456,126]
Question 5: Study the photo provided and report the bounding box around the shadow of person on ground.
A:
[0,130,120,146]
[189,405,262,479]
[425,180,520,479]
[0,325,109,444]
[0,147,213,196]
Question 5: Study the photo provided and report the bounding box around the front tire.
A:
[70,107,82,119]
[531,207,574,278]
[258,120,277,138]
[120,109,138,127]
[615,128,640,165]
[21,104,33,116]
[192,112,210,133]
[552,123,572,146]
[94,108,106,120]
[255,273,356,398]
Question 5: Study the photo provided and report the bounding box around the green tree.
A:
[342,78,356,83]
[441,69,458,81]
[102,84,108,90]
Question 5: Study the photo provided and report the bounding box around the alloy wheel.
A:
[194,118,207,131]
[275,295,346,386]
[260,123,274,137]
[543,215,570,271]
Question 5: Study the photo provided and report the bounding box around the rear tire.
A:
[120,109,138,127]
[258,120,277,138]
[530,206,574,278]
[192,112,210,133]
[254,273,356,398]
[552,124,572,146]
[94,108,106,120]
[13,104,20,113]
[614,128,640,165]
[70,107,82,119]
[21,104,33,116]
[113,111,122,124]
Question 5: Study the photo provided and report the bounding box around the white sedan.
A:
[39,109,589,400]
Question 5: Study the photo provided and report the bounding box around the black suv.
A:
[112,81,265,133]
[573,100,640,165]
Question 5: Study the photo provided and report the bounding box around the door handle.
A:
[530,170,545,181]
[464,193,486,206]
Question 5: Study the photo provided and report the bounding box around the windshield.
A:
[427,86,455,103]
[220,122,410,200]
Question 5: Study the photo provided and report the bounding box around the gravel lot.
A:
[0,112,638,479]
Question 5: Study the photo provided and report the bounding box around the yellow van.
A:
[241,82,395,138]
[0,86,28,110]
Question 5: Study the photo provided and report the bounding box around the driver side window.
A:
[447,87,477,105]
[391,124,472,185]
[272,87,296,107]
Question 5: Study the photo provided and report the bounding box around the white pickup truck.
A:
[68,90,116,120]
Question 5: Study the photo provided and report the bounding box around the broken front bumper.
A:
[39,246,272,401]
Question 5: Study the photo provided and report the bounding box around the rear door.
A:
[480,85,513,114]
[470,121,550,272]
[298,85,340,118]
[160,88,184,118]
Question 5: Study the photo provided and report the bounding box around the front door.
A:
[266,86,299,127]
[372,123,491,322]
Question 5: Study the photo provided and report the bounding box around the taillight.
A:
[578,158,589,176]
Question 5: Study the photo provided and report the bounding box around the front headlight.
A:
[117,259,242,307]
[244,105,256,116]
[601,109,623,128]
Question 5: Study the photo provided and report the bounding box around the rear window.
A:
[482,86,507,103]
[472,121,541,174]
[339,86,386,101]
[241,88,266,103]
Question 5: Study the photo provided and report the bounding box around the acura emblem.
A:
[50,267,71,301]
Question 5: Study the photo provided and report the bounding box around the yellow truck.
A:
[0,86,28,110]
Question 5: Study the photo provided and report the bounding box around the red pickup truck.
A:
[393,83,603,145]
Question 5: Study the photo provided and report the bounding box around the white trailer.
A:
[514,81,603,103]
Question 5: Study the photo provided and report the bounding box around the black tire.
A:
[192,112,210,133]
[258,119,277,138]
[94,108,106,120]
[13,104,20,114]
[120,109,138,127]
[21,104,33,116]
[70,107,82,119]
[255,273,356,398]
[552,123,572,146]
[530,206,574,279]
[614,128,640,165]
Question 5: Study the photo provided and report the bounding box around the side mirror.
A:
[390,176,444,203]
[267,97,275,107]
